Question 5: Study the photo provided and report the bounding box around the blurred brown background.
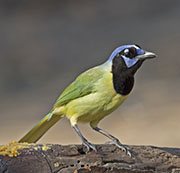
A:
[0,0,180,147]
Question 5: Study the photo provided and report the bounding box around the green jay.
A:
[19,44,156,155]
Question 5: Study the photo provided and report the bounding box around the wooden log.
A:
[0,143,180,173]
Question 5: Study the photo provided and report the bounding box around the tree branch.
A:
[1,143,180,172]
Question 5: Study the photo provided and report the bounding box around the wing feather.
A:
[53,66,104,108]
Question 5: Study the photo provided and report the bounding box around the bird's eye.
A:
[123,47,137,58]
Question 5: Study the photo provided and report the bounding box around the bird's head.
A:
[108,44,157,75]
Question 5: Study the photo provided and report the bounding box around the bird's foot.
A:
[82,139,97,152]
[106,140,131,157]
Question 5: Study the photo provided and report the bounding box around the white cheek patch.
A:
[122,55,139,68]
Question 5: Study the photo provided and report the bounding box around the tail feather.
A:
[19,113,62,143]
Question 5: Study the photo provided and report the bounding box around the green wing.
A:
[53,66,104,108]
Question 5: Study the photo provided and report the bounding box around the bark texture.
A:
[1,144,180,173]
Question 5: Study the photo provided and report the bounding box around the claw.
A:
[82,139,97,152]
[116,144,131,157]
[105,140,131,157]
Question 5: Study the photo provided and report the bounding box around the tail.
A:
[19,113,62,143]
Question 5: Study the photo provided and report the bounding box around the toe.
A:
[116,144,131,157]
[106,140,131,157]
[89,143,97,152]
[82,141,97,152]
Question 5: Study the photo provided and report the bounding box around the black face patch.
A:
[112,53,144,95]
[112,55,134,95]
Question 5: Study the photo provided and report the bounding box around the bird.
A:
[19,44,156,155]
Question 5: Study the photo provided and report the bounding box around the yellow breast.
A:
[63,71,129,125]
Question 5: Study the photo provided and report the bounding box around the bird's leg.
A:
[91,125,131,156]
[72,124,97,152]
